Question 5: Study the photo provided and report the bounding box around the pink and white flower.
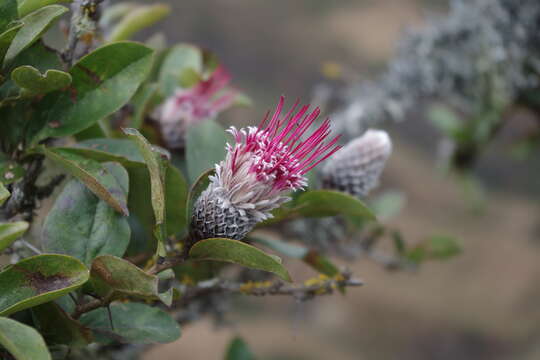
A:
[191,96,341,240]
[158,65,237,148]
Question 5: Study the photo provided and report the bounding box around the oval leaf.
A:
[32,41,154,142]
[189,238,291,282]
[4,5,68,65]
[88,255,168,304]
[80,302,181,345]
[42,148,129,215]
[12,65,71,96]
[296,190,376,220]
[0,254,89,316]
[185,119,228,183]
[0,317,51,360]
[42,176,130,265]
[0,221,29,252]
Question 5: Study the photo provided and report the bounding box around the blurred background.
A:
[134,1,540,359]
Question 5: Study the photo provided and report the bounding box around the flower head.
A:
[320,129,392,198]
[191,96,341,240]
[158,65,237,148]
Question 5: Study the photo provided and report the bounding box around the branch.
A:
[72,295,112,319]
[147,254,186,275]
[175,271,363,304]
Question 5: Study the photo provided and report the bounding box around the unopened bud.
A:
[320,129,392,198]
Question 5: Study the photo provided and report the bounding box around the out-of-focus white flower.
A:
[320,129,392,198]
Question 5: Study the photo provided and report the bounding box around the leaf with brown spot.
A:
[88,255,171,305]
[0,254,89,316]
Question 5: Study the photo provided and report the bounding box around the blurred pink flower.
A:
[158,65,237,148]
[192,96,341,240]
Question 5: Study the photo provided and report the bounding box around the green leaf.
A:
[0,40,61,102]
[0,0,18,34]
[80,302,181,344]
[108,4,170,42]
[158,43,202,96]
[31,302,92,347]
[0,221,29,252]
[12,65,71,96]
[31,41,154,142]
[63,138,146,167]
[122,128,167,255]
[225,337,255,360]
[0,23,23,64]
[88,255,170,305]
[296,190,376,220]
[189,238,291,282]
[0,254,89,316]
[122,128,165,223]
[3,5,68,65]
[41,148,129,215]
[0,182,10,205]
[17,0,71,18]
[165,164,188,236]
[0,317,51,360]
[42,177,130,265]
[185,119,227,183]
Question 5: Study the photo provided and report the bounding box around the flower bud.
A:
[320,129,392,198]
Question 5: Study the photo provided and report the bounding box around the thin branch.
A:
[147,254,186,275]
[72,295,112,319]
[175,271,363,304]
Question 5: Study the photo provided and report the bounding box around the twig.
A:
[72,295,112,319]
[61,0,105,66]
[175,271,363,305]
[147,254,186,275]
